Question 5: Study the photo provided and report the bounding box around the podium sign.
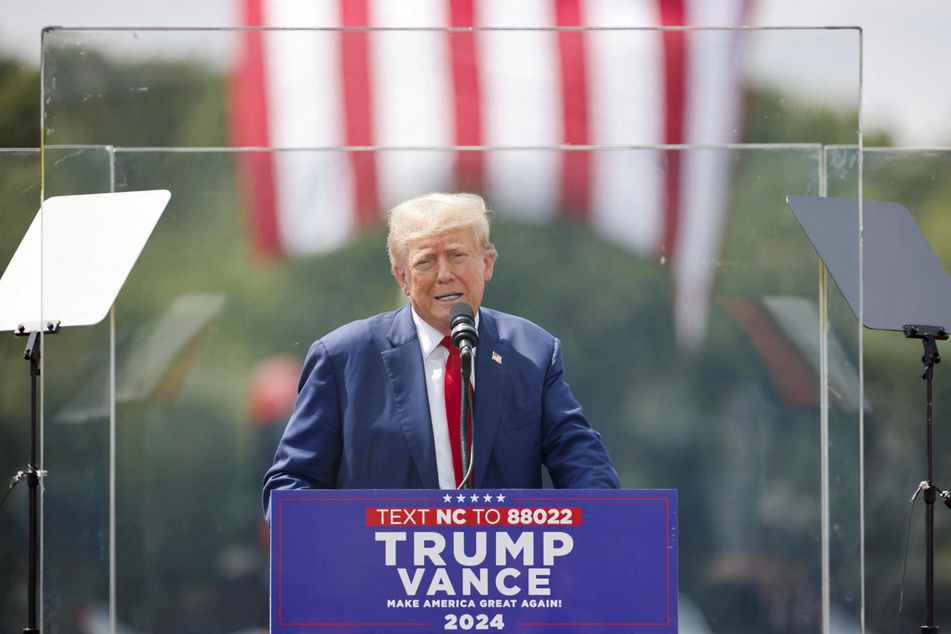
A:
[271,489,677,633]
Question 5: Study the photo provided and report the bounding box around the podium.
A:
[270,489,677,634]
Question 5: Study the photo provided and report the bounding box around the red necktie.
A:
[441,336,471,487]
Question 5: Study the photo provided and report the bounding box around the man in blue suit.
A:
[264,193,618,520]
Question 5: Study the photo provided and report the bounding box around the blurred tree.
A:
[0,58,40,148]
[42,50,226,148]
[747,87,893,147]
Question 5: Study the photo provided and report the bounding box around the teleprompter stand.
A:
[787,195,951,634]
[904,324,951,634]
[0,190,170,633]
[12,321,59,634]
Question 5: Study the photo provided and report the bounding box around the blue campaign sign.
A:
[271,489,677,633]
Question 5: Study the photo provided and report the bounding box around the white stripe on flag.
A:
[479,0,561,222]
[675,0,747,347]
[264,2,356,254]
[370,0,456,211]
[587,0,665,253]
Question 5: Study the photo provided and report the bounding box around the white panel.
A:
[0,190,170,331]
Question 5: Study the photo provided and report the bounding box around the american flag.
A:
[231,0,750,348]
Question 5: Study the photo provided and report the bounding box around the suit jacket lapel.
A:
[472,311,508,488]
[381,305,440,489]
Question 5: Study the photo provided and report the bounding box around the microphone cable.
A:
[457,394,475,490]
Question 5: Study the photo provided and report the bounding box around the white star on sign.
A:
[457,494,466,503]
[484,494,493,502]
[443,494,452,503]
[497,494,506,502]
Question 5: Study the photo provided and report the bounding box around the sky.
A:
[1,0,949,146]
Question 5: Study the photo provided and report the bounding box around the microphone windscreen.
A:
[450,302,474,326]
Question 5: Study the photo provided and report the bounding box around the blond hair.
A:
[386,192,497,269]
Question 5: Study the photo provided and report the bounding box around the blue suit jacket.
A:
[263,305,618,519]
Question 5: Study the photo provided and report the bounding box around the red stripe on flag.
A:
[339,0,380,228]
[555,0,591,220]
[231,0,282,258]
[448,0,484,192]
[659,0,687,260]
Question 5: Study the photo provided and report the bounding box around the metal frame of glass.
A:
[20,25,877,634]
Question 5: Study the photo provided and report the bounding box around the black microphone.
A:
[450,302,478,360]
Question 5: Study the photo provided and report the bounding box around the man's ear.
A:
[393,264,411,296]
[482,252,496,284]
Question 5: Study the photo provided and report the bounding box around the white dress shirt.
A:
[411,305,477,489]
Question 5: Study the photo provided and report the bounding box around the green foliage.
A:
[0,59,40,148]
[746,87,893,147]
[43,49,226,147]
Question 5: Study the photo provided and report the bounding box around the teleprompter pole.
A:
[904,324,945,634]
[15,322,59,634]
[27,331,39,634]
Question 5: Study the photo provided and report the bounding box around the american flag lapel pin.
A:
[492,351,502,364]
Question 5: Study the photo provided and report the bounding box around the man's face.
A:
[393,227,496,335]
